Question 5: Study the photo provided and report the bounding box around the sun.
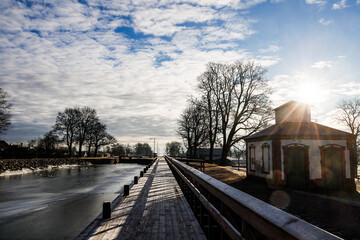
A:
[295,81,327,105]
[297,82,319,104]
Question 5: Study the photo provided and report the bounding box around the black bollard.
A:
[103,201,111,219]
[134,176,138,184]
[140,171,144,177]
[143,168,147,173]
[124,185,129,196]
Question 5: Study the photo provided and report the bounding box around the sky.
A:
[1,0,360,153]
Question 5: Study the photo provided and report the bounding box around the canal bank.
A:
[0,158,91,174]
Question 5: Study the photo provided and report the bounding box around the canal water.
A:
[0,163,144,240]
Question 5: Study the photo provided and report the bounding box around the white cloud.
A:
[332,0,348,10]
[1,0,271,147]
[333,82,360,96]
[259,44,280,53]
[254,55,281,67]
[305,0,326,5]
[311,60,333,68]
[357,0,360,4]
[319,18,333,25]
[131,4,217,37]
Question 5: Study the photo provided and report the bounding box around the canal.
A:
[0,163,144,240]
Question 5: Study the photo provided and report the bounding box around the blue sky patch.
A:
[115,26,152,39]
[155,53,172,67]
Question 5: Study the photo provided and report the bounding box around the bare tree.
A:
[0,88,12,135]
[211,61,273,165]
[166,141,182,156]
[336,98,360,142]
[90,121,116,156]
[54,108,81,156]
[95,133,116,156]
[197,63,222,162]
[86,120,104,156]
[39,130,61,156]
[336,98,360,176]
[177,99,208,158]
[77,107,98,156]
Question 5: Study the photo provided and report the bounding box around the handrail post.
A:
[103,201,111,219]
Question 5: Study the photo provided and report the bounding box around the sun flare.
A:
[295,81,327,105]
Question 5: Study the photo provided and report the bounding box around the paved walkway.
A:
[77,158,206,240]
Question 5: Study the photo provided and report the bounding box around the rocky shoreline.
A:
[0,158,91,174]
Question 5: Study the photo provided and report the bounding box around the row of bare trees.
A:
[177,61,273,165]
[37,107,116,157]
[53,107,116,157]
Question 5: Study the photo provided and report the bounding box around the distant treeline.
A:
[0,106,116,158]
[0,141,156,159]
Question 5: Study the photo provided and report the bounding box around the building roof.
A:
[244,122,353,141]
[274,100,311,124]
[274,100,309,110]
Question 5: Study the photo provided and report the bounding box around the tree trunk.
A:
[87,142,92,157]
[68,142,72,157]
[187,138,193,158]
[219,145,230,166]
[78,141,83,157]
[94,145,99,157]
[209,143,214,163]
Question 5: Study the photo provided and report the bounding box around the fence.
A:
[165,156,341,240]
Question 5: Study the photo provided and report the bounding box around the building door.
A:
[283,144,309,190]
[321,145,344,190]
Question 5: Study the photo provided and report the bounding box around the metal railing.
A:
[165,156,341,240]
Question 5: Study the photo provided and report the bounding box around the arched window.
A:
[249,144,255,172]
[262,143,270,173]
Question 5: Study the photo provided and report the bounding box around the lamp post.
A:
[150,138,156,157]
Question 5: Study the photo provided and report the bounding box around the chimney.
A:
[274,101,311,124]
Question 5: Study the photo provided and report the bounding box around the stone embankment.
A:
[0,158,91,174]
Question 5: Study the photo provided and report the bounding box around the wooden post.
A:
[124,185,129,196]
[140,171,144,177]
[134,176,138,184]
[103,201,111,219]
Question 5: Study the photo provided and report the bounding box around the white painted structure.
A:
[244,101,356,191]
